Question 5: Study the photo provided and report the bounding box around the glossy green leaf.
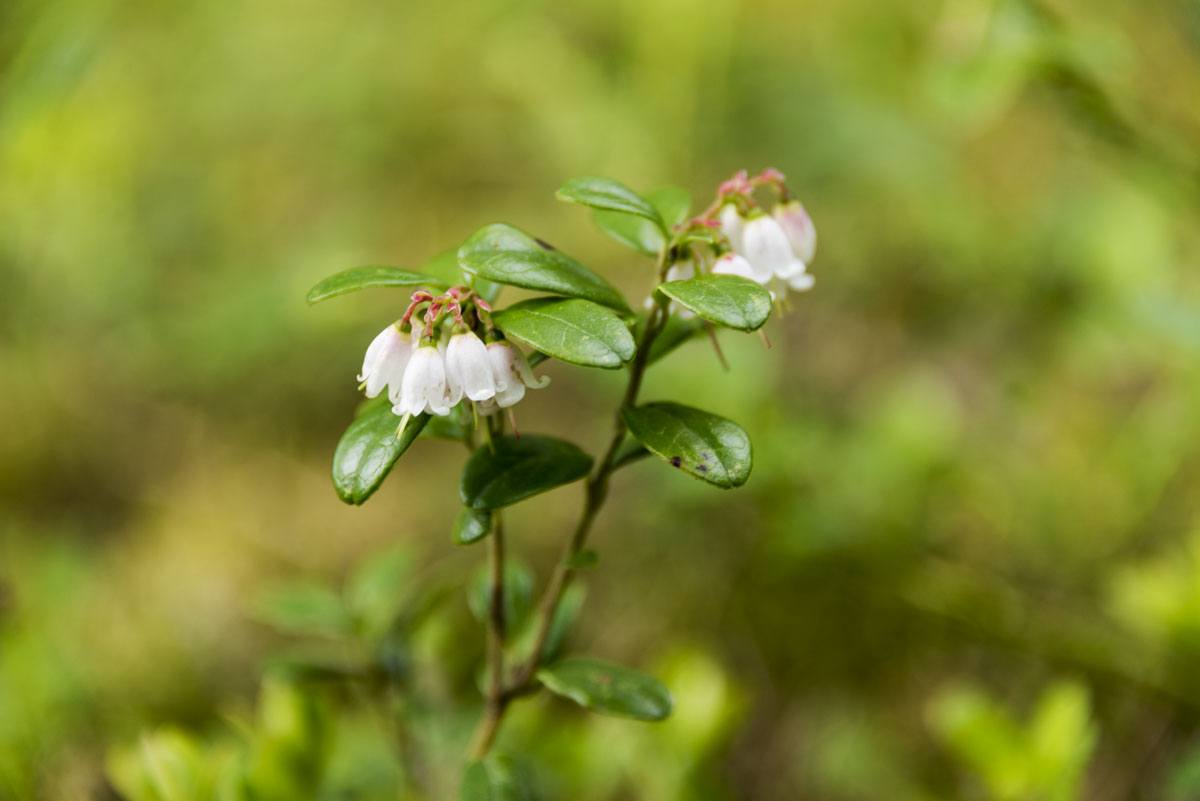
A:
[458,223,630,313]
[657,274,773,331]
[453,507,493,545]
[537,657,673,721]
[460,435,593,510]
[622,402,752,488]
[590,186,689,255]
[332,402,429,505]
[493,298,635,369]
[649,186,692,227]
[306,265,443,305]
[422,248,502,303]
[557,176,665,230]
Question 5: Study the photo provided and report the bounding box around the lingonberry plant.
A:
[308,169,816,796]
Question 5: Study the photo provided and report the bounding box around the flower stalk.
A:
[466,244,677,758]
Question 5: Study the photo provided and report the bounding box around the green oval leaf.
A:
[537,657,672,721]
[592,186,691,256]
[453,507,492,545]
[657,274,773,332]
[306,265,444,305]
[622,402,751,488]
[458,223,630,313]
[592,209,664,256]
[460,435,593,510]
[649,186,692,228]
[557,177,665,231]
[422,248,502,303]
[493,298,635,369]
[332,401,429,504]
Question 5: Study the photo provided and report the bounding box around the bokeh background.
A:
[4,0,1200,798]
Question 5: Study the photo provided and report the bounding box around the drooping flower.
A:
[711,252,760,282]
[358,323,413,401]
[772,199,817,265]
[739,215,796,283]
[718,204,745,252]
[478,341,549,414]
[444,329,496,402]
[393,343,452,417]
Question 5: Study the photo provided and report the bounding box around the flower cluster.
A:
[695,168,817,299]
[358,288,548,432]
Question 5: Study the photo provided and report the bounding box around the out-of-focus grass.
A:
[3,0,1200,798]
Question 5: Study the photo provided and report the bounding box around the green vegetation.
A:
[3,0,1200,798]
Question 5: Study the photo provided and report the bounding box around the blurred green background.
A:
[4,0,1200,798]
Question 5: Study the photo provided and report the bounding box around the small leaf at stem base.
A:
[537,657,673,721]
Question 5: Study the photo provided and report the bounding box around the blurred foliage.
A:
[3,0,1200,798]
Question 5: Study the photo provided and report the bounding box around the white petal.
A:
[396,347,432,415]
[494,379,526,408]
[486,343,514,392]
[718,204,744,251]
[773,200,817,264]
[511,347,550,389]
[787,271,814,292]
[361,325,411,399]
[712,253,763,283]
[740,216,793,281]
[396,346,450,416]
[448,332,496,401]
[424,353,452,416]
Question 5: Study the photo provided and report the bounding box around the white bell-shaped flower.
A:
[772,199,817,265]
[718,204,745,251]
[358,323,413,401]
[485,341,549,410]
[444,330,496,402]
[711,252,761,283]
[393,344,452,417]
[740,215,797,283]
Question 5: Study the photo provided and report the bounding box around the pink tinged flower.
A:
[739,215,794,283]
[718,204,745,252]
[393,344,452,417]
[772,199,817,265]
[486,342,549,409]
[358,324,413,402]
[712,252,761,282]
